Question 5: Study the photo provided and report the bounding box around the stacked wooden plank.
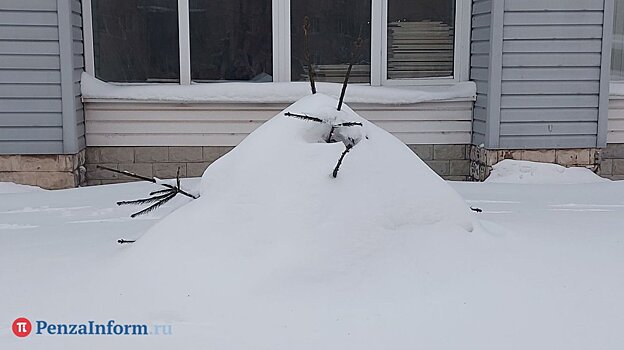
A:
[387,21,454,79]
[300,64,371,83]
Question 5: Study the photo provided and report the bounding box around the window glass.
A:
[613,0,624,80]
[92,0,180,82]
[291,0,371,83]
[387,0,455,79]
[190,0,273,82]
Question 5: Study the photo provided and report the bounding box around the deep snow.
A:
[486,159,610,184]
[1,96,623,349]
[0,176,623,349]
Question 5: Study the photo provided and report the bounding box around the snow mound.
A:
[485,159,609,184]
[0,182,44,194]
[99,94,475,344]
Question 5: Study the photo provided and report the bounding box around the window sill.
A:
[81,73,476,105]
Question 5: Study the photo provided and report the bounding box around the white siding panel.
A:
[608,98,624,143]
[84,101,473,146]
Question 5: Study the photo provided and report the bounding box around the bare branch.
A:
[337,35,363,111]
[332,144,354,178]
[97,165,198,200]
[284,112,325,124]
[303,16,317,94]
[130,192,177,218]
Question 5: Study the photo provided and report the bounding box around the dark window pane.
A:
[387,0,455,79]
[190,0,273,82]
[92,0,180,83]
[613,0,624,80]
[291,0,371,83]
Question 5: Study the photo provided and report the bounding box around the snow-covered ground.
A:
[1,176,623,349]
[1,94,623,349]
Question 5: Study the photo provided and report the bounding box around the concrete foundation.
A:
[469,146,602,181]
[0,150,86,189]
[85,144,472,185]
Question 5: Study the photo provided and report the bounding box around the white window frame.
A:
[83,0,471,86]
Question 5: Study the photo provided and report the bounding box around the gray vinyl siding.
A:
[470,0,492,146]
[0,0,84,155]
[471,0,613,149]
[72,0,85,150]
[499,0,604,149]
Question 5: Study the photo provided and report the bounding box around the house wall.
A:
[471,0,613,150]
[498,0,606,149]
[0,0,86,189]
[470,0,493,146]
[0,0,64,154]
[82,100,475,183]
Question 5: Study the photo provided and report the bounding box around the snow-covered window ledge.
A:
[81,73,476,146]
[81,73,476,105]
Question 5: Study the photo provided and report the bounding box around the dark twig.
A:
[117,190,175,206]
[326,125,336,143]
[284,112,325,123]
[149,188,171,196]
[337,36,363,111]
[97,165,198,199]
[117,239,136,244]
[335,121,363,127]
[303,16,316,94]
[130,192,177,218]
[332,144,354,178]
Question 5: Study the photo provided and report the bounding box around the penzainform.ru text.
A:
[11,317,172,337]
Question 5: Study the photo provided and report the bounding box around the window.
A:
[290,0,371,83]
[189,0,273,82]
[91,0,180,82]
[86,0,467,85]
[386,0,455,80]
[613,0,624,81]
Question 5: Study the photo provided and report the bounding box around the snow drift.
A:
[96,94,476,348]
[485,159,609,184]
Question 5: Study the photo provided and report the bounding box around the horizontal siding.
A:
[502,40,603,53]
[71,0,85,150]
[0,2,63,154]
[496,4,603,149]
[0,0,57,11]
[501,108,598,122]
[0,25,59,40]
[0,126,62,141]
[500,122,597,136]
[608,98,624,143]
[499,135,598,148]
[0,112,62,127]
[84,101,473,146]
[470,0,492,146]
[0,40,60,55]
[0,140,63,154]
